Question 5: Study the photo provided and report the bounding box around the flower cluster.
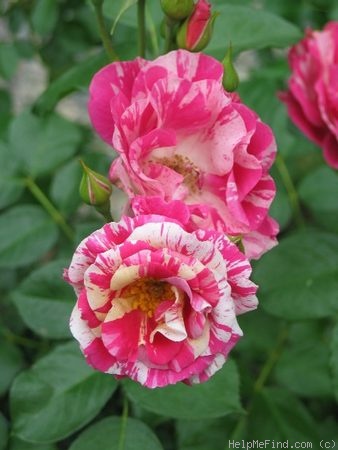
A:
[65,49,279,388]
[281,21,338,169]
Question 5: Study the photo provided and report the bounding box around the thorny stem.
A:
[275,153,305,228]
[92,0,119,61]
[25,176,75,242]
[118,396,129,450]
[138,0,146,57]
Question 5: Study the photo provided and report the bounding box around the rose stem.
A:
[92,0,119,62]
[275,153,305,228]
[138,0,147,57]
[25,176,75,242]
[118,396,129,450]
[164,17,174,54]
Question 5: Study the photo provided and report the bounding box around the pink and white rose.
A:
[64,204,257,388]
[281,21,338,169]
[88,50,278,259]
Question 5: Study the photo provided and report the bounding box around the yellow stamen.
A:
[157,154,200,193]
[123,277,175,317]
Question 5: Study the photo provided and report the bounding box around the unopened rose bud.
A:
[176,0,218,52]
[222,44,239,92]
[160,0,194,21]
[79,160,112,207]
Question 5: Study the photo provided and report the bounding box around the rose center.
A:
[159,154,200,193]
[123,277,175,317]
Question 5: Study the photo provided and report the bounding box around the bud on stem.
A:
[222,43,239,92]
[79,160,112,220]
[176,0,218,52]
[160,0,194,21]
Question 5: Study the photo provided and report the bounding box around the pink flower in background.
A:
[64,205,257,388]
[88,50,278,259]
[281,21,338,169]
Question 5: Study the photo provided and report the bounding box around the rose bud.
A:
[222,43,239,92]
[160,0,194,21]
[79,160,112,220]
[176,0,218,52]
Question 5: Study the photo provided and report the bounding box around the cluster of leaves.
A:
[0,0,338,449]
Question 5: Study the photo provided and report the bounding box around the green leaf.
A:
[69,416,163,450]
[8,437,57,450]
[236,309,282,355]
[330,321,338,403]
[207,5,302,57]
[124,360,242,419]
[299,166,338,233]
[177,418,235,450]
[110,0,137,35]
[247,388,319,443]
[50,153,111,216]
[0,43,19,80]
[9,111,81,177]
[0,413,8,450]
[275,339,333,398]
[31,0,59,36]
[104,0,161,30]
[34,52,107,115]
[10,342,117,443]
[0,141,24,210]
[104,0,161,56]
[11,259,74,339]
[238,71,296,158]
[254,230,338,320]
[269,187,292,231]
[0,205,59,269]
[0,335,25,396]
[50,160,82,216]
[0,90,11,139]
[0,89,11,115]
[75,219,106,244]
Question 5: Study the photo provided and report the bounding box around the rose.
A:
[176,0,217,52]
[280,21,338,169]
[88,49,278,259]
[64,202,257,388]
[131,195,278,262]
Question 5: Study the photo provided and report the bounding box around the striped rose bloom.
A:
[64,204,257,388]
[280,22,338,169]
[88,49,278,259]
